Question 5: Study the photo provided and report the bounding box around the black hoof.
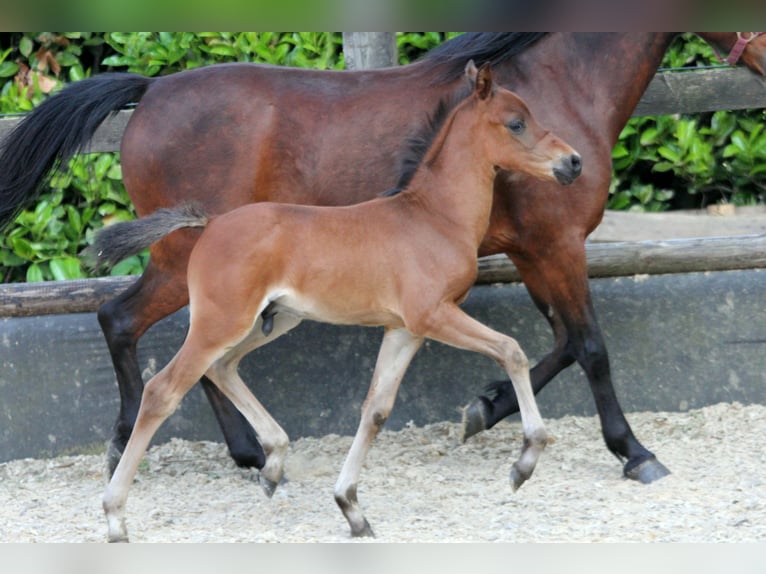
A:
[461,397,490,443]
[624,457,671,484]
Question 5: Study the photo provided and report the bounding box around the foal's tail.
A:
[82,203,209,271]
[0,73,153,230]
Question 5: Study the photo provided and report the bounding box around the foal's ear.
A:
[465,59,479,83]
[471,62,492,100]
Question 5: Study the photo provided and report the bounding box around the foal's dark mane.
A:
[381,33,548,198]
[422,33,548,83]
[381,86,471,197]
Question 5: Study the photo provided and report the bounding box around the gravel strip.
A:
[1,401,764,542]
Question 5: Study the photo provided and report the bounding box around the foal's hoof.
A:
[624,457,671,484]
[259,475,279,498]
[351,519,375,538]
[509,463,530,492]
[460,397,489,443]
[108,534,130,543]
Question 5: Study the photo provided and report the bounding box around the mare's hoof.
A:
[259,475,279,498]
[460,398,489,443]
[351,520,375,538]
[624,457,671,484]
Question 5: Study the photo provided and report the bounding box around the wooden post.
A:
[342,32,397,70]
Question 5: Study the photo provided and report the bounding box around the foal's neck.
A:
[401,105,497,247]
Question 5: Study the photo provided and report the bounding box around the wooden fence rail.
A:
[3,234,766,318]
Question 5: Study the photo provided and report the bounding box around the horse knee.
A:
[498,338,529,373]
[140,376,181,420]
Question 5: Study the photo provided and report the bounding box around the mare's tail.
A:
[0,73,153,230]
[82,203,209,270]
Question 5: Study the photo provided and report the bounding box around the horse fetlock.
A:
[527,428,551,449]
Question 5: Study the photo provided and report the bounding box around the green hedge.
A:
[0,32,763,283]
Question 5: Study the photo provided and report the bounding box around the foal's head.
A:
[464,61,581,185]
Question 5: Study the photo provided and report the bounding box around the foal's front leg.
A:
[334,328,424,537]
[425,303,549,489]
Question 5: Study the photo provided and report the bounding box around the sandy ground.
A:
[0,401,764,543]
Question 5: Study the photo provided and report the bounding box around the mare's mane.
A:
[422,33,548,83]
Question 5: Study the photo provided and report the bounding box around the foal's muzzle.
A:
[553,153,582,185]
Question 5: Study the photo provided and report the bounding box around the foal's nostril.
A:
[569,154,582,176]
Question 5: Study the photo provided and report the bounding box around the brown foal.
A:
[92,62,581,541]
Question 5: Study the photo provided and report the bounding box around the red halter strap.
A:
[713,32,764,66]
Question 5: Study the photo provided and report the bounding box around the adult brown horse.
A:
[1,33,765,484]
[92,62,579,540]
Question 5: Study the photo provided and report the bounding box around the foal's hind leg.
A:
[334,328,424,537]
[103,344,217,542]
[424,303,548,490]
[205,312,303,497]
[98,261,265,476]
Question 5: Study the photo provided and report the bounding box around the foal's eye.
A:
[507,119,526,134]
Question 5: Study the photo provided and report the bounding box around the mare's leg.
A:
[205,312,303,497]
[463,247,670,483]
[424,303,548,490]
[103,343,218,542]
[334,328,424,537]
[98,260,265,475]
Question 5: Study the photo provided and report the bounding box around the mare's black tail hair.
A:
[0,73,152,230]
[82,203,208,271]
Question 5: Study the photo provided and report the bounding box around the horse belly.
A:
[272,287,401,329]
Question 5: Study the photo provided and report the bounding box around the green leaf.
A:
[0,61,19,78]
[639,127,659,146]
[657,146,681,163]
[611,142,629,159]
[19,35,33,58]
[26,263,44,283]
[730,131,748,153]
[10,237,35,259]
[110,253,147,276]
[50,257,84,280]
[652,161,675,173]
